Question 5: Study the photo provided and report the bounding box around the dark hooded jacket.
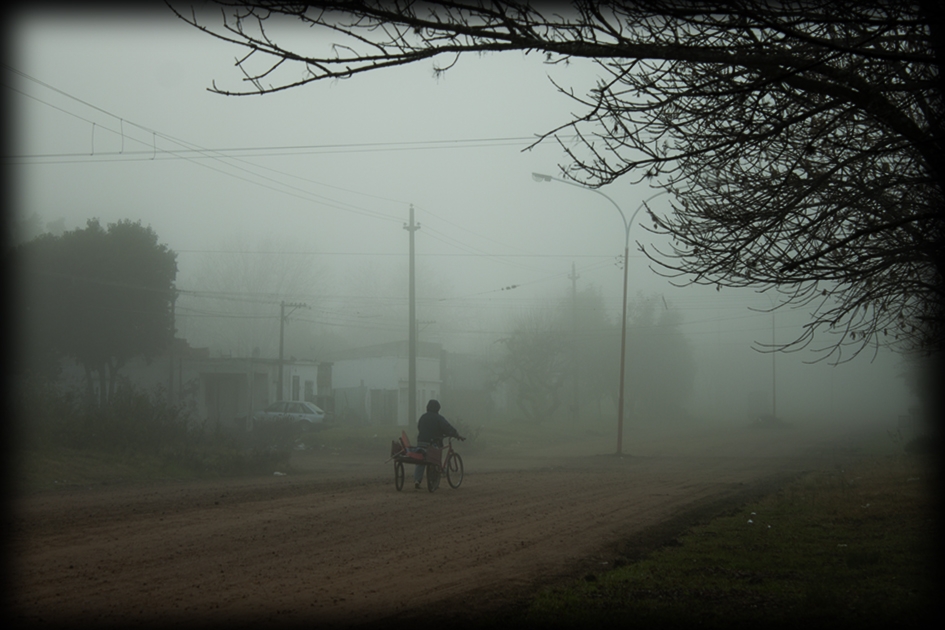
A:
[416,400,459,446]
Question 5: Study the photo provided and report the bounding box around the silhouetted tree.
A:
[17,219,178,407]
[623,293,696,423]
[173,0,944,362]
[495,286,693,424]
[495,308,568,423]
[568,284,617,422]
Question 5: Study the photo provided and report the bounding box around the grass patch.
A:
[517,454,938,629]
[14,445,198,494]
[302,424,398,453]
[13,379,295,493]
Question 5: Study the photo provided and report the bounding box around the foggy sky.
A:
[8,4,919,425]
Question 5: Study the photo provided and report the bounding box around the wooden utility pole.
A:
[570,262,580,424]
[278,301,307,401]
[404,205,420,428]
[168,289,177,404]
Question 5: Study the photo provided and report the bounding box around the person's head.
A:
[426,399,441,413]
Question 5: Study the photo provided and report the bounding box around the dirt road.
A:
[10,423,857,627]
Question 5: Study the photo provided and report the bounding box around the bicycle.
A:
[390,433,465,492]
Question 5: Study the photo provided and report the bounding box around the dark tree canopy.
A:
[496,308,568,423]
[172,0,945,361]
[17,219,178,406]
[623,293,695,422]
[495,288,693,423]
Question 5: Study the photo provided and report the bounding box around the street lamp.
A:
[532,172,667,455]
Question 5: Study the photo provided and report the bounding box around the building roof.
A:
[326,340,442,362]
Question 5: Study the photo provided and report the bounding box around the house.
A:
[328,340,442,427]
[57,337,497,431]
[57,339,331,432]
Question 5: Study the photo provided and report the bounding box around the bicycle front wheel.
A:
[446,452,464,488]
[394,461,405,491]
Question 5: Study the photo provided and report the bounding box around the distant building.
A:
[328,340,442,427]
[57,339,330,431]
[55,337,500,431]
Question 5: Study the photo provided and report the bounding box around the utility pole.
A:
[278,300,307,401]
[617,245,629,455]
[772,312,777,422]
[168,288,177,404]
[404,205,420,428]
[570,262,580,424]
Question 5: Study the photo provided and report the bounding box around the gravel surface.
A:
[10,423,856,627]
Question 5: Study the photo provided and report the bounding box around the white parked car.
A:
[252,401,327,430]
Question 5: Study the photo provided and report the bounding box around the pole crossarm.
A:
[282,302,308,317]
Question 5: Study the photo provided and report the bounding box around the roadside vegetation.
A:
[14,379,292,493]
[15,381,938,628]
[512,450,938,629]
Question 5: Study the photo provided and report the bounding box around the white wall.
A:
[332,355,442,426]
[332,356,403,390]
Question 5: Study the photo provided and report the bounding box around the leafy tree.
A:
[494,285,612,425]
[495,308,568,423]
[495,285,694,424]
[12,211,68,245]
[569,283,618,422]
[623,293,696,423]
[16,219,178,407]
[172,1,944,362]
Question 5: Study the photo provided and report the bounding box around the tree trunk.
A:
[83,364,95,406]
[98,368,107,410]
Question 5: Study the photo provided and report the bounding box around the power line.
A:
[8,65,629,284]
[174,249,624,258]
[8,136,554,161]
[5,63,405,224]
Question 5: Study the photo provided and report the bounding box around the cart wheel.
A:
[427,465,441,492]
[446,452,464,489]
[394,461,405,491]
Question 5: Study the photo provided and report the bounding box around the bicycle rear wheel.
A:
[394,461,405,491]
[446,452,464,488]
[426,465,441,492]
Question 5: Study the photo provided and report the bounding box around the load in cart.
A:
[389,430,464,492]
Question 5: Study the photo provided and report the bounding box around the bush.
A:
[15,377,291,478]
[98,381,190,453]
[248,417,302,451]
[14,378,84,448]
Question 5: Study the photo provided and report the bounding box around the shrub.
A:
[15,377,291,477]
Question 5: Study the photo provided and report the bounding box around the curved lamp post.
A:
[532,173,667,455]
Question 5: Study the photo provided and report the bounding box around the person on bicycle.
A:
[414,399,461,489]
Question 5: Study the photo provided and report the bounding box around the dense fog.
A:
[10,6,925,439]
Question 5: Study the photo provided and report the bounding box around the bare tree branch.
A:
[169,0,945,361]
